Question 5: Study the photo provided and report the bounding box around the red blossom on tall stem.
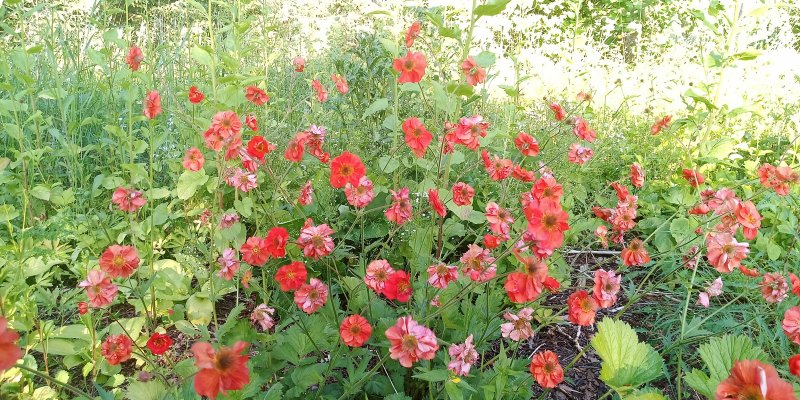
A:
[393,51,427,83]
[192,341,250,400]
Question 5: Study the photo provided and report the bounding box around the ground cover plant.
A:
[1,0,800,399]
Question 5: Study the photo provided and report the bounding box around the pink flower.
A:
[225,168,258,192]
[448,335,478,376]
[219,213,239,229]
[705,232,749,273]
[385,316,439,368]
[78,270,118,308]
[385,188,412,225]
[460,244,497,283]
[592,269,621,308]
[217,248,240,280]
[568,143,594,165]
[297,219,335,260]
[312,79,328,102]
[448,115,489,151]
[183,148,205,171]
[500,308,534,341]
[735,201,762,240]
[427,263,459,289]
[112,187,146,212]
[331,74,349,94]
[698,277,723,308]
[294,278,328,314]
[250,304,275,331]
[452,182,475,206]
[572,117,596,142]
[298,181,313,206]
[783,306,800,345]
[761,272,788,303]
[210,111,242,139]
[485,202,514,240]
[630,163,645,188]
[481,150,514,181]
[365,260,394,294]
[344,176,375,208]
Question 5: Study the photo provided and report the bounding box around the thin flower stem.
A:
[14,363,93,399]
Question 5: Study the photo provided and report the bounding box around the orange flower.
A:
[99,245,140,279]
[621,238,650,266]
[143,90,162,119]
[274,261,307,292]
[0,316,22,371]
[329,152,366,188]
[529,351,564,389]
[340,315,372,347]
[715,359,795,400]
[393,51,427,84]
[461,56,486,86]
[192,341,250,400]
[405,21,421,48]
[650,115,672,135]
[183,147,205,171]
[245,86,270,106]
[567,290,598,326]
[402,117,432,157]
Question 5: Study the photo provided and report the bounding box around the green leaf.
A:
[684,335,768,399]
[591,318,665,396]
[378,156,400,173]
[290,364,326,389]
[186,293,213,326]
[190,46,213,66]
[0,204,19,223]
[126,380,168,400]
[363,98,389,119]
[413,369,450,382]
[474,0,512,16]
[445,380,464,400]
[473,51,496,68]
[669,217,698,246]
[176,170,208,200]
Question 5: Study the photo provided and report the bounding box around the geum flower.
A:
[192,341,250,400]
[385,316,439,368]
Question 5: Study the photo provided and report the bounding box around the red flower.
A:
[402,117,433,157]
[529,351,564,389]
[77,302,88,315]
[790,273,800,297]
[393,51,427,84]
[734,200,762,240]
[245,86,270,106]
[572,117,596,142]
[312,79,328,102]
[716,359,795,400]
[192,341,250,400]
[524,198,570,252]
[452,182,475,206]
[532,175,563,202]
[245,114,258,132]
[245,136,272,162]
[329,152,366,188]
[651,115,672,135]
[240,236,269,266]
[332,74,349,94]
[265,227,289,258]
[275,261,308,292]
[125,46,143,71]
[383,270,412,302]
[99,244,140,279]
[428,189,446,217]
[514,132,540,157]
[461,56,486,86]
[484,234,501,249]
[340,315,372,347]
[143,90,162,119]
[0,316,21,371]
[210,111,242,139]
[568,143,594,164]
[298,180,313,206]
[188,86,205,103]
[630,163,645,188]
[549,103,565,121]
[295,278,328,314]
[567,290,598,326]
[146,333,173,355]
[293,56,305,72]
[682,168,705,187]
[621,238,650,266]
[183,147,205,171]
[512,165,535,182]
[405,21,421,48]
[790,354,800,379]
[482,150,513,181]
[101,334,133,365]
[504,255,548,303]
[284,135,306,162]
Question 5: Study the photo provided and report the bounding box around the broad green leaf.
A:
[363,98,389,119]
[413,368,449,382]
[378,156,400,173]
[126,380,168,400]
[0,204,19,223]
[190,46,213,66]
[176,170,208,200]
[473,51,496,67]
[684,335,768,399]
[186,293,213,325]
[591,318,665,396]
[474,0,512,16]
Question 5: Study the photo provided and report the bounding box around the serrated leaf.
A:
[125,380,167,400]
[591,318,665,396]
[684,335,768,399]
[413,369,449,382]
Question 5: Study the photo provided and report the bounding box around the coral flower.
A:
[427,263,459,289]
[340,315,372,347]
[568,143,594,164]
[524,198,570,252]
[531,175,563,203]
[331,74,349,94]
[682,168,706,187]
[188,85,205,103]
[284,134,305,162]
[448,335,478,376]
[485,201,514,239]
[651,115,672,135]
[706,232,749,273]
[192,341,250,400]
[784,307,800,345]
[504,256,548,303]
[385,187,413,225]
[630,163,645,188]
[484,234,501,249]
[514,132,540,157]
[735,201,762,240]
[572,117,596,142]
[146,333,173,355]
[102,334,133,365]
[78,302,88,315]
[143,90,162,119]
[385,316,439,368]
[246,136,275,161]
[790,354,800,379]
[0,317,22,371]
[402,117,433,157]
[265,227,289,258]
[298,180,313,206]
[567,290,598,326]
[245,86,269,106]
[791,273,800,297]
[592,269,621,308]
[79,270,118,308]
[126,46,144,71]
[529,351,564,389]
[393,51,427,84]
[621,238,650,266]
[210,111,242,139]
[241,236,270,266]
[217,248,240,281]
[460,244,497,283]
[549,103,566,121]
[452,182,475,206]
[383,270,413,302]
[183,147,205,171]
[715,359,795,400]
[250,304,275,331]
[500,308,535,341]
[428,189,446,217]
[761,272,788,303]
[99,244,140,279]
[112,186,146,212]
[330,152,366,188]
[481,150,514,181]
[345,176,375,208]
[292,56,305,72]
[275,261,308,292]
[449,115,489,150]
[297,219,335,259]
[512,165,536,182]
[294,278,329,314]
[312,79,328,102]
[405,21,421,48]
[364,259,394,294]
[461,56,486,86]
